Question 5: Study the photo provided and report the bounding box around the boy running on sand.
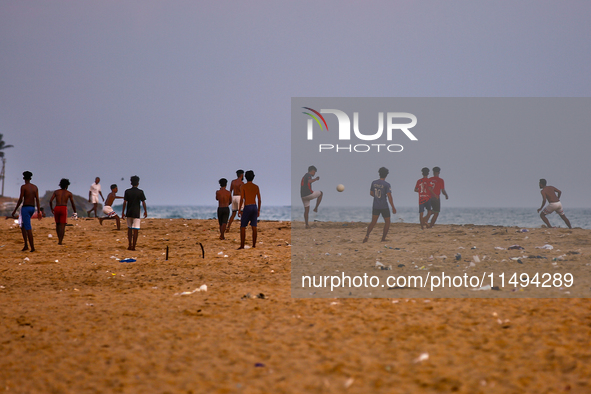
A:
[99,184,123,230]
[414,167,436,230]
[121,176,147,251]
[49,178,77,245]
[426,166,449,228]
[237,170,261,249]
[537,179,572,229]
[216,178,232,240]
[226,170,244,232]
[87,177,104,218]
[12,171,42,252]
[363,167,396,243]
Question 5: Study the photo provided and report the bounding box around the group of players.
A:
[300,165,572,243]
[11,172,147,252]
[215,169,261,249]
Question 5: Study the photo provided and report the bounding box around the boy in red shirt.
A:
[414,167,436,230]
[426,166,449,228]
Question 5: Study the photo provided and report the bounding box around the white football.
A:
[336,184,345,192]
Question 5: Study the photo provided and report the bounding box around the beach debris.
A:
[174,284,207,296]
[241,293,265,300]
[455,253,461,260]
[119,258,136,263]
[198,242,205,258]
[166,246,169,260]
[254,363,265,368]
[567,251,580,255]
[397,264,405,267]
[469,262,476,267]
[413,352,429,363]
[553,255,566,261]
[471,246,477,249]
[494,246,506,250]
[528,255,547,259]
[375,261,384,267]
[473,285,491,291]
[344,378,355,389]
[492,286,500,291]
[48,234,53,238]
[24,257,30,261]
[437,255,447,259]
[517,229,529,233]
[508,245,524,250]
[536,244,553,250]
[473,256,480,263]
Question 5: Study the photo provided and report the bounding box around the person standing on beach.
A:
[237,170,261,249]
[301,165,323,229]
[11,171,42,252]
[537,179,572,229]
[87,177,104,218]
[414,167,436,230]
[226,170,244,232]
[216,178,231,240]
[363,167,396,243]
[426,166,449,228]
[99,184,123,230]
[121,175,147,251]
[49,179,77,245]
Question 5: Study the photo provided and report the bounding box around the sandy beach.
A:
[1,218,591,393]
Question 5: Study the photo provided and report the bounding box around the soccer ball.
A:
[336,184,345,192]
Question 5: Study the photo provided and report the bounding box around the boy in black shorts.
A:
[216,178,231,240]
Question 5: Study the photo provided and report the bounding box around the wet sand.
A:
[1,218,590,393]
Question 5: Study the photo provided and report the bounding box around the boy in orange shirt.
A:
[237,170,261,249]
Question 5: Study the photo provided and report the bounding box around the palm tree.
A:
[0,134,14,197]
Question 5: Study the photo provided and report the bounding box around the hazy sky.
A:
[1,1,590,206]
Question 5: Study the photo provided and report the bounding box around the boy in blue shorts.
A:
[12,171,42,252]
[237,170,261,249]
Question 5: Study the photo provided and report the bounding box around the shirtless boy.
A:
[99,184,123,230]
[12,171,42,252]
[226,170,244,232]
[87,177,104,218]
[216,178,232,240]
[301,165,323,228]
[49,178,77,245]
[537,179,572,229]
[237,170,261,249]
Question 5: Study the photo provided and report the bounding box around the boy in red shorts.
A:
[49,178,77,245]
[237,170,261,249]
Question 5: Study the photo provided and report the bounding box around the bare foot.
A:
[99,218,103,225]
[363,236,369,243]
[30,248,35,252]
[237,246,244,250]
[381,238,387,242]
[252,245,256,248]
[219,235,225,240]
[22,246,29,251]
[313,208,318,213]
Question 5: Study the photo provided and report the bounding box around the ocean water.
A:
[291,206,591,229]
[114,205,591,229]
[112,205,291,221]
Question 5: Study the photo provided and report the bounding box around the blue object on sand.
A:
[119,258,136,263]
